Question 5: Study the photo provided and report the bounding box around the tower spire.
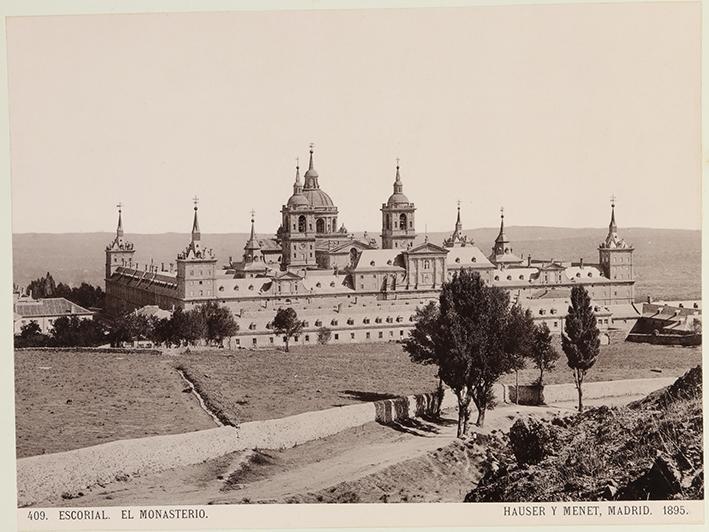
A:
[191,196,201,241]
[293,157,303,194]
[455,200,462,232]
[496,206,506,243]
[393,158,403,194]
[609,194,617,233]
[249,209,256,241]
[303,142,319,189]
[116,202,124,238]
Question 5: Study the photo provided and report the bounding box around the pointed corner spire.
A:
[293,156,303,194]
[393,157,403,193]
[303,142,319,188]
[249,209,256,240]
[116,202,124,237]
[191,195,201,241]
[609,193,617,232]
[495,206,508,244]
[456,200,462,228]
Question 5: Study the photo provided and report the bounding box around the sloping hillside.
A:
[466,367,703,502]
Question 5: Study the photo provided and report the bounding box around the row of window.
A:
[235,328,408,346]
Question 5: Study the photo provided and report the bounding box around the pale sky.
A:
[7,3,701,234]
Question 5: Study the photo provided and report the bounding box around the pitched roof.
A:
[14,298,93,318]
[445,246,493,268]
[353,249,405,271]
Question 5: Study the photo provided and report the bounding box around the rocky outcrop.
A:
[466,366,704,502]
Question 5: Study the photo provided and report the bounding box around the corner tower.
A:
[598,197,634,283]
[105,202,135,279]
[176,197,217,302]
[381,160,416,249]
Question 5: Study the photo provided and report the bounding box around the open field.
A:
[178,344,440,424]
[15,340,701,458]
[499,339,702,386]
[14,350,217,458]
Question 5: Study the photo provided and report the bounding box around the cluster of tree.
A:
[14,316,107,348]
[404,270,599,438]
[23,273,105,309]
[109,302,238,348]
[15,301,238,349]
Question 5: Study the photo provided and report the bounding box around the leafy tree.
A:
[152,317,176,347]
[531,322,560,386]
[273,307,303,352]
[25,273,105,309]
[51,316,81,346]
[20,320,42,338]
[405,270,527,436]
[317,326,332,345]
[561,285,601,412]
[196,301,238,346]
[109,313,154,346]
[183,308,208,346]
[405,301,446,416]
[14,321,50,348]
[504,303,535,402]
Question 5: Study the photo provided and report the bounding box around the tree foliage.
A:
[50,315,106,347]
[530,322,559,386]
[561,285,601,412]
[196,301,238,345]
[404,270,535,436]
[273,307,304,352]
[317,326,332,345]
[25,273,105,309]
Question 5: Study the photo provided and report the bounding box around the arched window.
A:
[316,218,325,233]
[399,213,407,230]
[349,248,358,266]
[298,215,306,233]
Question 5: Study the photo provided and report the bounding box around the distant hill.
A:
[12,227,701,302]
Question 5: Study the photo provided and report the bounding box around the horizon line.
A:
[11,225,702,236]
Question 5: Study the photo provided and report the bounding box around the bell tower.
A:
[105,202,135,279]
[381,160,416,249]
[176,197,217,302]
[598,196,634,282]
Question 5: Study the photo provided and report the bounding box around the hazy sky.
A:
[7,3,701,234]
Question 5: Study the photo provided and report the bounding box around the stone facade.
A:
[105,146,638,344]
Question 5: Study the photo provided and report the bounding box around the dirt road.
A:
[41,394,645,506]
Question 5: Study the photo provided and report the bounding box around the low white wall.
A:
[501,377,675,405]
[17,377,672,507]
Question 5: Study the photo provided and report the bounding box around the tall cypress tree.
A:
[561,285,601,412]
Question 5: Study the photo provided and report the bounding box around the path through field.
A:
[43,394,644,507]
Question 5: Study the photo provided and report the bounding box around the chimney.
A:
[579,257,584,269]
[161,262,165,271]
[527,255,532,267]
[229,256,232,265]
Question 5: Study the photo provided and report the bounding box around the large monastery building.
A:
[105,145,639,347]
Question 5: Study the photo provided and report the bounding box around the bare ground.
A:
[37,396,644,507]
[14,350,217,458]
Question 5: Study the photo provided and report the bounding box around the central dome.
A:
[303,188,335,208]
[387,192,409,206]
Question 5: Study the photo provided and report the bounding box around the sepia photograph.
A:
[4,0,704,529]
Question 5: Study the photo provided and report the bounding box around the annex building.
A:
[105,146,639,347]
